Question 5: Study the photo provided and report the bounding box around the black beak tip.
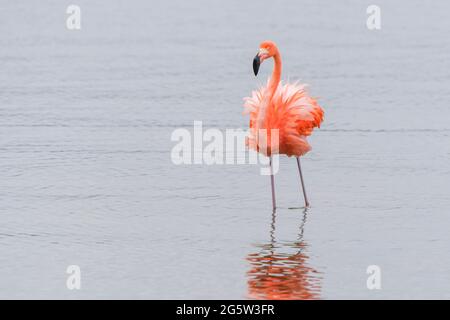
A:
[253,55,260,76]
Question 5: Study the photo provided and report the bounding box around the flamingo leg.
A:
[270,156,276,212]
[296,157,310,208]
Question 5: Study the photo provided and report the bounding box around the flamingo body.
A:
[244,81,324,157]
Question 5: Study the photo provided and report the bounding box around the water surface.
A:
[1,0,450,299]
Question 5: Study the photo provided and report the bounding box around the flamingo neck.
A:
[255,51,282,144]
[268,52,282,99]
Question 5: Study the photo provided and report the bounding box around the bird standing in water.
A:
[243,41,324,211]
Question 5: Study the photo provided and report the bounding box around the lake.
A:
[1,0,449,299]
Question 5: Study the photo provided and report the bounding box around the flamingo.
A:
[243,41,324,210]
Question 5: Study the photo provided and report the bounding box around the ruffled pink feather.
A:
[243,81,324,157]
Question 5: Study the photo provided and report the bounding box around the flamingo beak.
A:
[253,54,260,76]
[253,48,269,76]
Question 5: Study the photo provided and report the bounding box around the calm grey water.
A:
[1,0,450,299]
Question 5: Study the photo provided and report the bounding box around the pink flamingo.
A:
[243,41,324,210]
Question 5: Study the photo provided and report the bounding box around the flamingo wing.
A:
[272,82,324,136]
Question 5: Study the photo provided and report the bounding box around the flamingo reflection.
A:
[246,209,322,300]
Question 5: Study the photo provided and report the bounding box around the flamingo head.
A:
[253,41,278,76]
